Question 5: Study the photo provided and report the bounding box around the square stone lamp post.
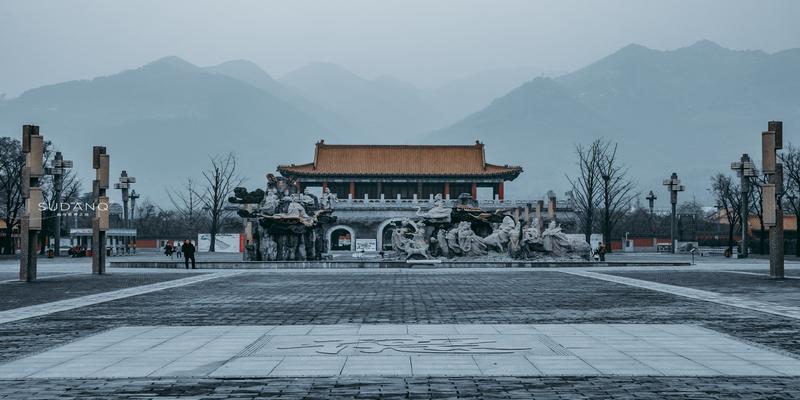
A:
[45,151,73,257]
[19,125,45,282]
[92,146,110,274]
[730,154,756,258]
[761,121,784,278]
[114,170,136,254]
[662,173,685,254]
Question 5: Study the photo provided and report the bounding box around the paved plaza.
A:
[1,254,800,398]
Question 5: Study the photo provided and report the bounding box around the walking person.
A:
[176,243,182,259]
[182,239,196,269]
[597,242,607,262]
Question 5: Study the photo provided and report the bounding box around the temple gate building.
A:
[277,140,568,253]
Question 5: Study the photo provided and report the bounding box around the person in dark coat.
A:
[181,239,196,269]
[597,242,607,262]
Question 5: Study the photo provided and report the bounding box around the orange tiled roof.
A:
[277,141,522,179]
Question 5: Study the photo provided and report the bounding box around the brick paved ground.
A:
[1,376,799,399]
[605,270,800,307]
[1,269,800,398]
[0,273,197,311]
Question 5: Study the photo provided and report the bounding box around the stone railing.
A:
[332,197,561,210]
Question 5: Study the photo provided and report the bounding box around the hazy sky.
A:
[1,0,799,97]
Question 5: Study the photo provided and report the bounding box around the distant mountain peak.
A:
[142,56,199,72]
[206,59,275,82]
[215,59,260,68]
[681,39,727,52]
[620,43,650,52]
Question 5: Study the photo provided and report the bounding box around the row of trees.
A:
[0,137,82,254]
[567,139,637,251]
[0,133,242,253]
[566,139,800,256]
[710,144,800,256]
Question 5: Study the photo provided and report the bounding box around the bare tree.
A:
[598,142,638,252]
[0,137,25,254]
[167,178,203,239]
[195,153,241,252]
[747,167,769,255]
[710,173,742,252]
[780,144,800,256]
[567,140,605,243]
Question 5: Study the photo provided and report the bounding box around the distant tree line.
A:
[709,144,800,256]
[0,136,82,254]
[0,134,243,254]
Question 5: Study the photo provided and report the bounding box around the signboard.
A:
[355,239,377,252]
[197,233,242,253]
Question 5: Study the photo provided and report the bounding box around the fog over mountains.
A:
[1,40,797,206]
[432,40,800,201]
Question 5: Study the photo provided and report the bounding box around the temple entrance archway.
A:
[327,225,355,252]
[377,218,404,251]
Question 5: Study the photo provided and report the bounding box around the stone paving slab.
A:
[2,324,798,378]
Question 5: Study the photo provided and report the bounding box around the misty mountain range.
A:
[1,40,797,207]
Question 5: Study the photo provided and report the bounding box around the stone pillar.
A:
[349,181,355,200]
[536,201,543,234]
[769,164,785,278]
[498,181,505,201]
[547,195,556,220]
[20,125,44,282]
[92,146,110,275]
[444,182,450,199]
[471,182,477,199]
[524,203,531,227]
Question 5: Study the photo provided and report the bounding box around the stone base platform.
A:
[1,324,797,378]
[109,260,690,269]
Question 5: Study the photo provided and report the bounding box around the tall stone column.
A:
[19,125,44,282]
[92,146,110,275]
[761,121,784,278]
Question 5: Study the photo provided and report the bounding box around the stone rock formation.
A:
[230,175,335,261]
[391,199,592,261]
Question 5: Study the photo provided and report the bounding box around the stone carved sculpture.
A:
[535,221,591,260]
[231,175,335,261]
[320,187,337,209]
[389,200,591,261]
[391,219,429,259]
[481,216,516,253]
[416,194,451,222]
[455,221,488,256]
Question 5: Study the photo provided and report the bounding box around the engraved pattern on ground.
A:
[1,270,800,365]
